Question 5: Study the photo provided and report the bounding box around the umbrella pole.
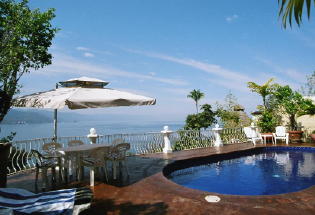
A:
[53,109,57,140]
[53,83,58,141]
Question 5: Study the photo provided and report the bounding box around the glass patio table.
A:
[57,143,111,183]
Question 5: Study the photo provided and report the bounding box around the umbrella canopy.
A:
[13,77,156,138]
[14,87,156,109]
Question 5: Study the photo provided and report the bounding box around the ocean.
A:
[0,120,185,141]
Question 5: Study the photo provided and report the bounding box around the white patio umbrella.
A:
[13,77,156,139]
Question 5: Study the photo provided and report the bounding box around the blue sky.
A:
[18,0,315,121]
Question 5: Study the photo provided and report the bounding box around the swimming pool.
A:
[165,147,315,195]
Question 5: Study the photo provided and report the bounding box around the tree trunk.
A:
[289,114,298,130]
[0,90,13,123]
[0,143,11,187]
[196,101,198,114]
[263,96,266,109]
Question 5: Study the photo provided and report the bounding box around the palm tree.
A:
[187,89,204,113]
[247,78,276,109]
[278,0,315,28]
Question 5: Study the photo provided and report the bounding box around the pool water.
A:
[167,147,315,195]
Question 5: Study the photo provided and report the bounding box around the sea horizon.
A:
[0,120,185,141]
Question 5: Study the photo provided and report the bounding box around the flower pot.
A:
[0,143,11,188]
[288,131,304,143]
[310,134,315,143]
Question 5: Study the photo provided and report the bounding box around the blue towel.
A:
[0,188,77,215]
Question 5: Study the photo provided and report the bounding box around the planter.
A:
[288,131,304,143]
[310,134,315,143]
[0,143,11,188]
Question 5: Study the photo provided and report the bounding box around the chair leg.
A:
[90,167,94,187]
[81,166,85,181]
[113,161,117,180]
[35,167,39,190]
[58,158,62,184]
[51,167,56,187]
[103,162,109,182]
[123,160,129,177]
[41,168,48,191]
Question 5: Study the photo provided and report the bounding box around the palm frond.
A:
[279,0,315,28]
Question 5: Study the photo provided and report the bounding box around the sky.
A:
[17,0,315,122]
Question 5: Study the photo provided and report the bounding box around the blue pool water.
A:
[167,147,315,195]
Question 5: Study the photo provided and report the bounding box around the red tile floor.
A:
[7,142,315,215]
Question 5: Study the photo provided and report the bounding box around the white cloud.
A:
[76,46,113,56]
[163,88,191,96]
[255,57,306,83]
[226,14,239,23]
[208,78,250,93]
[76,46,90,51]
[36,53,188,86]
[83,52,94,58]
[125,49,252,82]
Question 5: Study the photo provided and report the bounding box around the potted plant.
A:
[273,85,315,143]
[0,143,11,187]
[310,131,315,143]
[256,110,280,143]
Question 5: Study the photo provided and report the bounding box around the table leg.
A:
[63,155,70,184]
[90,167,95,186]
[58,157,62,184]
[113,161,117,180]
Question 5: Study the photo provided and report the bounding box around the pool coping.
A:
[138,143,315,214]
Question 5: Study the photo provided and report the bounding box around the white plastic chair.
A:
[244,127,263,145]
[81,147,109,186]
[106,143,130,180]
[68,140,84,147]
[273,126,289,145]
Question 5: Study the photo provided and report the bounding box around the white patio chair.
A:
[68,140,84,147]
[243,127,263,145]
[68,140,85,180]
[31,150,60,191]
[273,126,289,145]
[42,142,62,185]
[80,147,110,186]
[106,143,130,180]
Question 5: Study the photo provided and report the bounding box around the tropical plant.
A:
[278,0,315,28]
[184,104,216,130]
[0,131,16,143]
[256,110,280,133]
[247,78,277,109]
[274,85,315,130]
[187,89,204,113]
[216,108,240,128]
[215,92,251,128]
[0,0,58,122]
[173,130,213,151]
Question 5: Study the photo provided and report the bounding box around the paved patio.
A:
[7,142,315,215]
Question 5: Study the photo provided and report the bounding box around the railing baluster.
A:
[7,128,246,175]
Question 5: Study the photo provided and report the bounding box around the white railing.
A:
[7,128,246,175]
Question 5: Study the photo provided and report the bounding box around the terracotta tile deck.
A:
[7,142,315,215]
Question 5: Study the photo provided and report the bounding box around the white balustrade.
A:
[161,126,173,153]
[212,124,223,147]
[87,128,98,144]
